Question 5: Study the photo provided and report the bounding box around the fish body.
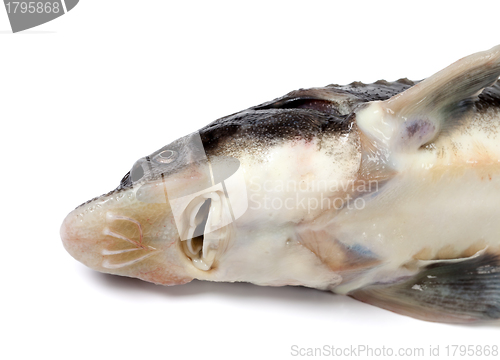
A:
[61,45,500,323]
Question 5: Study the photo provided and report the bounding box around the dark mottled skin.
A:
[475,81,500,112]
[78,79,500,208]
[199,109,349,155]
[199,79,500,155]
[254,78,417,109]
[198,79,419,155]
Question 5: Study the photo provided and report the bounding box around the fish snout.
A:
[60,191,194,286]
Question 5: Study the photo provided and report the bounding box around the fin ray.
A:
[349,252,500,323]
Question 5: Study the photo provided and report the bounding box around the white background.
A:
[1,1,499,359]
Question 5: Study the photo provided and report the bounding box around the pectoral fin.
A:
[356,45,500,156]
[349,252,500,323]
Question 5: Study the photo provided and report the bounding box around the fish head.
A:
[62,89,373,288]
[60,133,213,285]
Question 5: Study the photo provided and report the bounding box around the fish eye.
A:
[154,150,177,164]
[130,163,144,182]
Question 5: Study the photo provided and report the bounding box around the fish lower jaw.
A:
[191,274,341,290]
[189,253,343,290]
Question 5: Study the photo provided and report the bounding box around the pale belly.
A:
[331,164,500,293]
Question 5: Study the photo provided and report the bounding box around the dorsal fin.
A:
[356,45,500,158]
